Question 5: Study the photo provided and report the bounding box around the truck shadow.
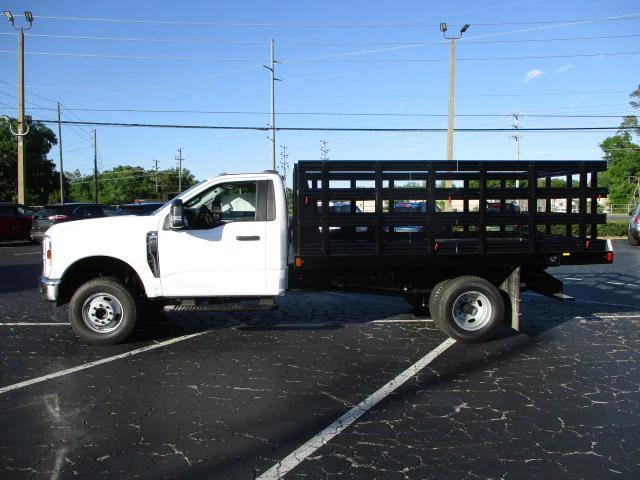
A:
[127,279,639,344]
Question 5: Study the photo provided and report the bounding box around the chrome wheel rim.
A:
[82,293,124,333]
[451,290,492,331]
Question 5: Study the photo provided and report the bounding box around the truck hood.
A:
[47,214,159,239]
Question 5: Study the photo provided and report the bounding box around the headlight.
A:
[42,235,52,277]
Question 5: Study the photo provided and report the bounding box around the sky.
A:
[1,0,639,185]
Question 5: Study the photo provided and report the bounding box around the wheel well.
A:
[57,256,146,305]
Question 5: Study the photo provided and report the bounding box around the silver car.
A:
[629,204,640,246]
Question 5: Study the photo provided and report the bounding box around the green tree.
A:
[599,133,640,205]
[619,84,639,136]
[66,165,197,204]
[0,119,60,205]
[599,84,640,206]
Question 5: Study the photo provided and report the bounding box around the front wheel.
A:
[69,277,138,345]
[432,276,504,342]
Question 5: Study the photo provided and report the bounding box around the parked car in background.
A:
[31,203,110,242]
[112,202,164,216]
[0,202,33,241]
[486,201,521,213]
[387,201,438,233]
[629,204,640,246]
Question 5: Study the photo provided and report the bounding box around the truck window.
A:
[183,181,258,228]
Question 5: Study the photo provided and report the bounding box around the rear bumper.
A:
[30,229,46,241]
[39,276,60,302]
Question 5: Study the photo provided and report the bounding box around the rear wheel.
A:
[69,277,138,345]
[432,276,504,342]
[428,280,449,317]
[629,234,639,246]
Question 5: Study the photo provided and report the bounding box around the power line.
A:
[0,50,261,62]
[283,50,640,63]
[0,32,267,45]
[3,49,637,63]
[32,13,640,27]
[33,118,638,133]
[0,82,625,99]
[1,105,628,118]
[0,31,637,46]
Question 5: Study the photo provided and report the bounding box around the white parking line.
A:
[0,322,68,326]
[0,331,208,395]
[256,337,456,480]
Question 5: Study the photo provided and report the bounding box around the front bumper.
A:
[39,276,60,302]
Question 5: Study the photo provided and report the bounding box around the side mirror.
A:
[170,199,185,229]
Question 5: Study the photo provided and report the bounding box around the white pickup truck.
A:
[41,172,288,344]
[40,160,613,345]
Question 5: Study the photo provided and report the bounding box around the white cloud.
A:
[524,68,544,83]
[554,63,574,74]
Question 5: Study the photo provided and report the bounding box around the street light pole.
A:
[17,27,25,204]
[440,23,470,162]
[3,11,33,205]
[446,36,455,161]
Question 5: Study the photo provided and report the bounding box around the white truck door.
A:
[158,179,269,297]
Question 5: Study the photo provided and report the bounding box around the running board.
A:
[164,303,278,313]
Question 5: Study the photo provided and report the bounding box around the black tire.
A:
[428,280,449,319]
[629,235,639,247]
[433,276,504,342]
[69,277,138,345]
[404,294,429,316]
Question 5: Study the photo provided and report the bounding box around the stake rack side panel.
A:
[293,160,608,260]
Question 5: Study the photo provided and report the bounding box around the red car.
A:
[0,202,33,241]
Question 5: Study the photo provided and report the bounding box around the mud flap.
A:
[499,266,521,331]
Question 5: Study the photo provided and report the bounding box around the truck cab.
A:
[40,172,288,344]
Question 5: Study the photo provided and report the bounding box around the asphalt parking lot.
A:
[0,241,639,479]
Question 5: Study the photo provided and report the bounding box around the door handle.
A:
[236,235,261,241]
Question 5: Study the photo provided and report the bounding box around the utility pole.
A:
[512,112,521,187]
[152,159,159,195]
[320,140,330,160]
[279,145,289,182]
[440,22,470,162]
[57,102,64,203]
[263,39,281,170]
[93,130,98,203]
[176,148,183,192]
[3,11,33,204]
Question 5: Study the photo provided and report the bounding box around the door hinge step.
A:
[164,303,278,313]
